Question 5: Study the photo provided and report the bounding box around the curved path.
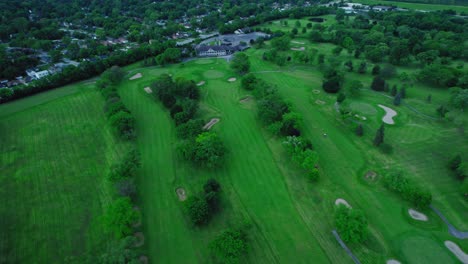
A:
[431,205,468,239]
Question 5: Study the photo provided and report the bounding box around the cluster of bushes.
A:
[185,179,222,226]
[334,205,368,244]
[383,170,432,208]
[448,154,468,197]
[242,74,320,181]
[283,136,319,181]
[151,74,226,168]
[209,225,249,264]
[97,66,136,140]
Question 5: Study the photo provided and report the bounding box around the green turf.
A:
[0,88,128,263]
[352,0,468,12]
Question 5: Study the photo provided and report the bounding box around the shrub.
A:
[185,196,209,226]
[210,228,248,264]
[103,197,139,238]
[335,205,368,243]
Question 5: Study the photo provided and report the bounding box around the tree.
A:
[390,85,397,96]
[448,154,462,171]
[373,124,385,146]
[335,205,368,243]
[176,119,204,139]
[185,196,209,225]
[344,60,353,72]
[193,132,226,168]
[280,111,302,136]
[332,46,343,56]
[356,124,363,137]
[380,65,397,79]
[393,93,402,106]
[291,28,298,35]
[357,61,367,74]
[99,236,139,264]
[271,35,291,51]
[49,50,62,63]
[372,65,380,75]
[400,86,406,98]
[115,178,137,198]
[462,178,468,197]
[231,52,250,75]
[337,93,346,103]
[102,66,125,85]
[323,77,341,93]
[103,197,139,238]
[450,88,468,110]
[347,80,363,97]
[342,37,355,54]
[210,228,247,264]
[436,105,449,117]
[371,76,385,91]
[427,94,432,103]
[109,111,136,140]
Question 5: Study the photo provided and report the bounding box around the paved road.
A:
[332,230,361,264]
[431,205,468,239]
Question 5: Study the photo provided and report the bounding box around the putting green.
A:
[397,124,434,144]
[203,70,225,79]
[349,102,377,116]
[400,236,455,264]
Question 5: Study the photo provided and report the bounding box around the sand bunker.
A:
[240,96,253,103]
[292,41,305,44]
[176,187,186,201]
[408,208,428,221]
[129,73,142,80]
[197,81,205,86]
[139,256,148,264]
[354,114,367,121]
[365,171,377,181]
[203,118,220,130]
[378,104,397,125]
[133,232,145,248]
[335,198,352,209]
[315,100,326,105]
[312,89,321,94]
[386,260,401,264]
[144,87,152,94]
[445,241,468,263]
[228,77,237,82]
[291,47,305,51]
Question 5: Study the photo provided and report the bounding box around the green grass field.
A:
[0,83,129,263]
[1,16,467,263]
[353,0,468,12]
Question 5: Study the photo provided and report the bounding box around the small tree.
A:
[344,60,353,72]
[337,93,346,103]
[103,197,139,238]
[390,85,397,96]
[436,105,449,118]
[335,205,368,243]
[373,124,385,146]
[372,65,380,75]
[393,93,402,106]
[186,196,209,225]
[400,86,407,98]
[427,94,432,103]
[231,53,250,75]
[210,228,248,264]
[371,76,385,91]
[356,124,363,137]
[357,61,367,74]
[347,80,363,97]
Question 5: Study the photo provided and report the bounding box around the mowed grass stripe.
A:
[0,89,123,263]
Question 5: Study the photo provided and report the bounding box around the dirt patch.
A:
[197,81,205,86]
[408,208,428,221]
[240,96,253,103]
[365,171,377,181]
[291,47,305,51]
[203,118,220,130]
[445,241,468,263]
[129,73,142,80]
[335,198,352,209]
[133,232,145,248]
[228,77,237,82]
[176,187,187,201]
[312,89,321,94]
[144,87,152,94]
[378,104,397,125]
[139,255,148,264]
[315,99,326,105]
[386,260,401,264]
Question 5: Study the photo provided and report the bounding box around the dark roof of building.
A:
[196,45,239,52]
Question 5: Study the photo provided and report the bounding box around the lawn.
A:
[352,0,468,13]
[0,84,128,263]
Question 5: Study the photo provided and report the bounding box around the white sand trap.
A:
[291,47,305,51]
[176,187,186,201]
[312,89,321,94]
[203,118,220,130]
[228,78,236,82]
[445,241,468,263]
[335,198,352,209]
[408,208,428,221]
[378,104,397,125]
[197,81,205,86]
[315,100,326,105]
[386,260,401,264]
[129,73,142,80]
[292,41,305,44]
[144,87,152,94]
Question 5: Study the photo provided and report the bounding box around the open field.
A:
[0,84,128,263]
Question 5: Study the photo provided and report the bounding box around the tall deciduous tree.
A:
[231,52,250,75]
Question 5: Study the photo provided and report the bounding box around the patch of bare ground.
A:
[129,73,142,80]
[364,171,377,181]
[144,87,152,94]
[203,118,220,130]
[176,187,187,201]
